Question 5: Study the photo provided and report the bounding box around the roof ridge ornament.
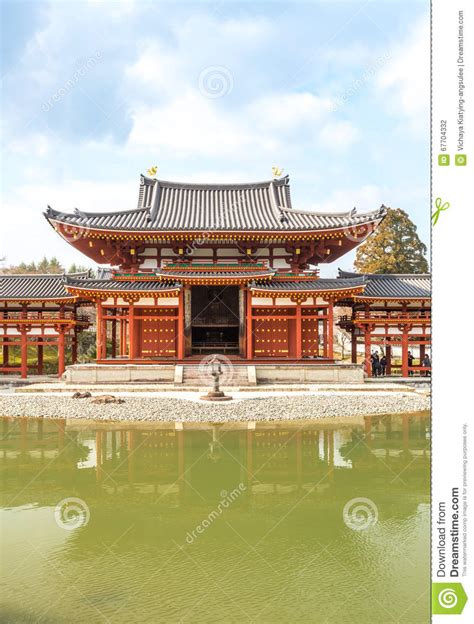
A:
[147,178,161,223]
[269,177,289,226]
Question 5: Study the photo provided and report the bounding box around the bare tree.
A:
[335,329,350,360]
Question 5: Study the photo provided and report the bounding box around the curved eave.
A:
[64,285,182,298]
[45,215,385,239]
[0,296,76,304]
[250,285,366,299]
[158,272,274,284]
[353,296,431,302]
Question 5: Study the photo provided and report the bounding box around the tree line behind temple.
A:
[0,257,93,276]
[0,208,429,275]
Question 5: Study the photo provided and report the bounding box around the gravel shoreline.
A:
[0,393,430,422]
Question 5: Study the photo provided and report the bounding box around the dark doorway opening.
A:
[191,286,240,355]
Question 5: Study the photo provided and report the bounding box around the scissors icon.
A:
[432,197,450,225]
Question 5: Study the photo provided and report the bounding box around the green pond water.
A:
[0,414,430,623]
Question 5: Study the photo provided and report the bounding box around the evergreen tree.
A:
[1,257,65,274]
[68,263,92,275]
[354,208,429,274]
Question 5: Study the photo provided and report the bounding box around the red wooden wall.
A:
[136,307,178,358]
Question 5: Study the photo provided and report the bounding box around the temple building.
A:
[0,174,431,378]
[337,271,431,376]
[0,273,90,378]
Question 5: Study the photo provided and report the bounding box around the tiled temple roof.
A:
[45,175,387,233]
[96,267,113,280]
[0,273,88,301]
[157,263,275,283]
[250,277,365,293]
[338,270,431,299]
[64,276,181,292]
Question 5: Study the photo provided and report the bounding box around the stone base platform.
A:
[63,363,176,384]
[62,362,364,385]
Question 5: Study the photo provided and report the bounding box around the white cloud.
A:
[309,185,385,214]
[319,120,360,151]
[1,179,137,266]
[127,87,357,158]
[127,91,277,158]
[376,17,429,123]
[8,133,53,158]
[250,92,335,131]
[124,17,358,159]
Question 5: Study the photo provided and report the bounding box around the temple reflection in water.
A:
[0,414,430,623]
[1,415,430,506]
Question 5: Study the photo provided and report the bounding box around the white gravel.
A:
[0,392,430,422]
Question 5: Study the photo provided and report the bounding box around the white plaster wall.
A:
[216,248,243,257]
[272,259,290,269]
[140,258,158,269]
[141,247,157,256]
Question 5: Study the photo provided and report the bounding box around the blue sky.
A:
[1,0,429,274]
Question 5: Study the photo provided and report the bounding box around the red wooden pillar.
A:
[37,343,44,375]
[295,303,302,359]
[419,343,425,363]
[401,328,409,377]
[119,316,127,356]
[177,290,185,360]
[246,289,253,360]
[364,327,372,376]
[351,331,357,364]
[111,315,117,359]
[322,316,328,358]
[57,328,66,377]
[20,328,28,379]
[327,300,334,360]
[128,304,135,359]
[96,301,104,360]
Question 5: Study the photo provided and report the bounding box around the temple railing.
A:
[0,311,90,323]
[338,311,431,324]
